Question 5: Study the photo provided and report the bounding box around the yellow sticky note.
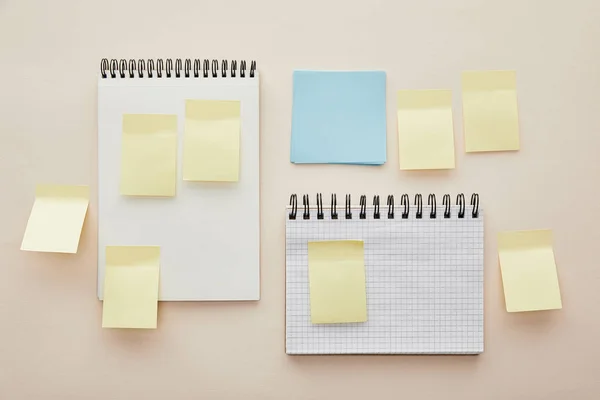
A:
[498,230,562,312]
[462,70,520,152]
[397,90,455,170]
[183,100,241,182]
[102,246,160,329]
[308,240,367,324]
[21,185,89,253]
[120,114,178,196]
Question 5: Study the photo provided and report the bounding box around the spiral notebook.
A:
[285,193,484,354]
[98,58,260,301]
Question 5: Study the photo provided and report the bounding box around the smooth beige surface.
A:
[1,1,599,398]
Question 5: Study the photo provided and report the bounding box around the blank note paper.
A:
[183,100,241,182]
[308,240,367,324]
[120,114,178,196]
[291,71,387,165]
[462,70,520,152]
[397,90,455,170]
[498,230,562,312]
[21,185,89,254]
[102,246,160,329]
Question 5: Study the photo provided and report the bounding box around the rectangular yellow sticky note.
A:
[397,90,455,170]
[102,246,160,329]
[183,100,241,182]
[21,185,89,253]
[462,70,520,152]
[120,114,178,196]
[498,230,562,312]
[308,240,367,324]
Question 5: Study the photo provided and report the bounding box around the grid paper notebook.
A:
[98,58,260,301]
[285,194,484,355]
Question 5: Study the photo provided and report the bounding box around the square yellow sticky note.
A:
[183,100,241,182]
[102,246,160,329]
[462,71,520,152]
[120,114,178,196]
[498,230,562,312]
[21,184,89,253]
[308,240,367,324]
[397,90,455,170]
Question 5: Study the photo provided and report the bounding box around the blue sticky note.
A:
[291,70,387,165]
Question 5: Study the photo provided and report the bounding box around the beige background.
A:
[1,0,599,398]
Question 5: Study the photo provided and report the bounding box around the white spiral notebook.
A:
[97,58,260,301]
[285,193,484,354]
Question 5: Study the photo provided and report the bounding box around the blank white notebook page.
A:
[98,71,260,301]
[286,205,484,354]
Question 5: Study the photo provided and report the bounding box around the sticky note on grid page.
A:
[183,100,241,182]
[498,230,562,312]
[120,114,178,196]
[291,70,386,165]
[397,90,455,170]
[102,246,160,329]
[308,240,367,324]
[462,70,520,152]
[21,185,89,253]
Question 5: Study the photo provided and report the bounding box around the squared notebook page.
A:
[98,71,260,301]
[286,205,484,354]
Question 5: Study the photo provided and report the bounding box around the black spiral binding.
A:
[100,58,257,79]
[359,195,367,219]
[331,194,338,220]
[414,194,423,219]
[288,193,480,220]
[443,194,451,218]
[345,195,352,220]
[302,194,310,220]
[401,194,409,219]
[316,193,324,220]
[456,193,466,218]
[470,193,479,218]
[289,194,297,220]
[428,194,437,218]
